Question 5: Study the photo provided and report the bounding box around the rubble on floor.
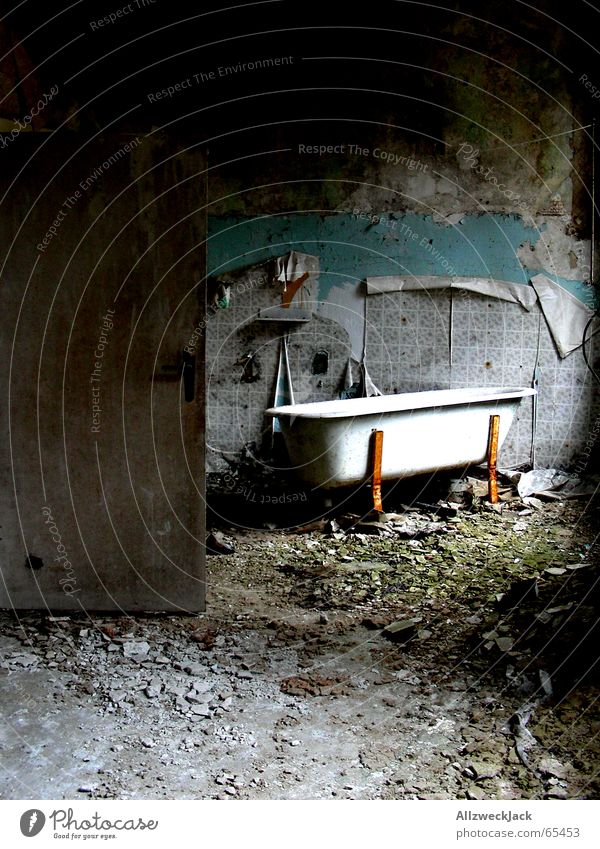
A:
[1,488,599,800]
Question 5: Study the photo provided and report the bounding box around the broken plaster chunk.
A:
[495,636,514,653]
[468,760,502,781]
[144,681,163,699]
[538,669,553,698]
[144,686,160,699]
[539,757,567,779]
[362,615,392,630]
[10,653,40,667]
[183,662,205,676]
[108,690,126,704]
[168,684,188,697]
[522,496,544,509]
[122,641,150,658]
[206,531,235,555]
[545,786,568,800]
[466,786,487,800]
[236,669,253,680]
[192,679,215,694]
[383,619,419,643]
[185,690,212,704]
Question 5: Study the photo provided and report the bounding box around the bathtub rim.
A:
[265,385,536,420]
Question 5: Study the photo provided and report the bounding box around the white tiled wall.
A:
[206,269,598,473]
[365,289,599,469]
[205,266,351,471]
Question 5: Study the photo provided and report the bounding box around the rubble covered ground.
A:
[1,472,599,800]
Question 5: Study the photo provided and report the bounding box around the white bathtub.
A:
[265,386,535,488]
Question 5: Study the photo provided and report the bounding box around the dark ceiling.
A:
[1,1,599,163]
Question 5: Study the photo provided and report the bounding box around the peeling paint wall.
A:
[204,24,599,477]
[209,210,593,299]
[206,209,598,472]
[200,4,600,482]
[208,159,598,474]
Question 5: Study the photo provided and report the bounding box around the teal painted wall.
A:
[208,212,594,305]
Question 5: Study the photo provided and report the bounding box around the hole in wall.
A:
[312,350,329,375]
[25,554,44,570]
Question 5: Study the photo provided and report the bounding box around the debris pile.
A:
[2,486,599,801]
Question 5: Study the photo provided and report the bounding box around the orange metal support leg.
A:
[487,414,500,504]
[370,429,384,513]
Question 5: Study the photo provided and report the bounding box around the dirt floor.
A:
[1,478,600,800]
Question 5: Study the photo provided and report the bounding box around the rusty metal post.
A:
[370,429,384,513]
[487,414,500,503]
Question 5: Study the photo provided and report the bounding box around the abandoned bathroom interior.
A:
[1,0,600,802]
